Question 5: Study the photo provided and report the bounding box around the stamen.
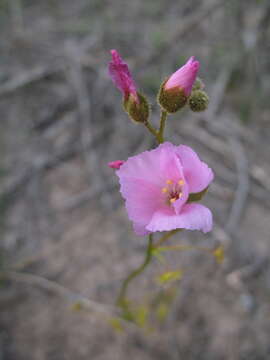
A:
[162,187,168,193]
[170,198,177,203]
[178,192,183,198]
[178,179,184,186]
[166,179,173,185]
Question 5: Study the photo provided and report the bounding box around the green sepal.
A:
[124,92,150,124]
[187,186,209,203]
[158,79,187,113]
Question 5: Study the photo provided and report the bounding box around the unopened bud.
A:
[188,90,209,112]
[158,80,187,113]
[124,92,150,123]
[158,56,200,114]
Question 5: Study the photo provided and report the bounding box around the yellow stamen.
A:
[166,179,173,185]
[178,192,183,198]
[178,179,184,186]
[170,198,177,203]
[162,187,168,193]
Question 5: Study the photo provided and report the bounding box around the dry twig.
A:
[1,270,119,318]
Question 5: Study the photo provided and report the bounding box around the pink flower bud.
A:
[165,56,200,97]
[108,50,139,103]
[108,160,125,170]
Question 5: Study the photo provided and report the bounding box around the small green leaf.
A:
[108,318,124,332]
[156,270,183,285]
[133,305,149,328]
[188,187,209,203]
[151,247,166,263]
[156,303,169,322]
[70,301,83,311]
[212,245,225,264]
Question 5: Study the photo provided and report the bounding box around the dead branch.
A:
[0,65,62,98]
[64,41,96,178]
[8,0,24,37]
[0,126,112,206]
[141,0,224,66]
[225,136,250,235]
[226,257,269,290]
[1,270,119,318]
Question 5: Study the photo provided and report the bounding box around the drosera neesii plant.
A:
[108,49,218,324]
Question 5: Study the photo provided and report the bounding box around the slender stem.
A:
[117,234,154,307]
[143,110,168,144]
[155,229,181,247]
[157,110,168,143]
[144,121,158,138]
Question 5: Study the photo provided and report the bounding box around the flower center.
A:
[161,179,185,205]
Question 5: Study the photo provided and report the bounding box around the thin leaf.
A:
[156,270,183,285]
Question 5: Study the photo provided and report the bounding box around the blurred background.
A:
[0,0,270,359]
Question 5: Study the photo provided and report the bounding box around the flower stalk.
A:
[117,234,154,308]
[157,110,168,143]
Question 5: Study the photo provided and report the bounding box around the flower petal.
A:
[133,222,150,236]
[119,177,164,227]
[146,203,213,233]
[108,49,138,101]
[172,180,189,215]
[176,145,214,193]
[165,57,200,96]
[117,142,183,187]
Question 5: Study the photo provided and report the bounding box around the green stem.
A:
[117,234,154,307]
[144,122,158,139]
[157,110,168,143]
[155,229,182,247]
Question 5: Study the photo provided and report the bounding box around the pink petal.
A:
[108,160,124,170]
[117,142,183,187]
[172,180,189,215]
[133,222,150,236]
[108,49,138,102]
[165,56,200,96]
[119,177,165,228]
[176,145,214,193]
[146,203,213,233]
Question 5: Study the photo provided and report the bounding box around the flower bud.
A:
[188,90,209,112]
[124,92,150,123]
[158,80,188,113]
[158,56,200,113]
[108,49,139,103]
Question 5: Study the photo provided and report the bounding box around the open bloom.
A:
[165,56,199,97]
[115,142,214,236]
[108,49,139,103]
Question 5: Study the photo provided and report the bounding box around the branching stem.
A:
[144,110,168,144]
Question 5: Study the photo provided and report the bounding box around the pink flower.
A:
[108,49,139,103]
[115,142,214,236]
[165,56,200,97]
[108,160,125,170]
